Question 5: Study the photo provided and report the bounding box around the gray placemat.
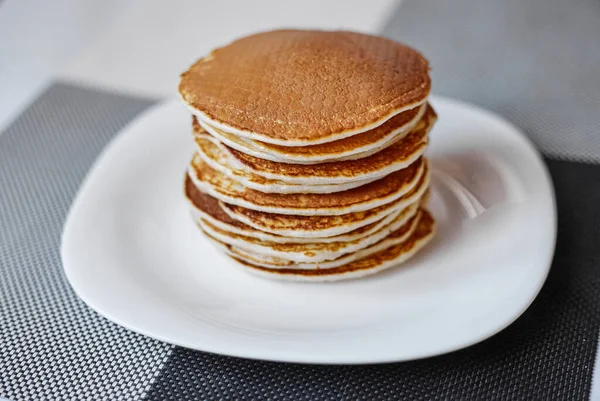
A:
[0,83,173,401]
[383,0,600,163]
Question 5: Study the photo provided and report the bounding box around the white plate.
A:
[61,97,556,364]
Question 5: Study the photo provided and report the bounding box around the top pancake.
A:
[179,29,430,146]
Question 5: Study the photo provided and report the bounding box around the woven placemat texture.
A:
[0,83,173,401]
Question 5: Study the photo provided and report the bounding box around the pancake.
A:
[184,176,418,242]
[204,104,436,185]
[193,103,427,164]
[198,202,420,263]
[220,170,429,237]
[193,133,379,193]
[220,209,422,269]
[179,30,430,146]
[188,154,426,216]
[220,209,435,281]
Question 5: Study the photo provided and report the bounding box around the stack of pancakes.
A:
[179,30,437,281]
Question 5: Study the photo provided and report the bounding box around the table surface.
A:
[1,0,599,400]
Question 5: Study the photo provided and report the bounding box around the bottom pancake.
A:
[226,209,435,282]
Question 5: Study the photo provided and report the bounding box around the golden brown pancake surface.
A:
[180,30,430,143]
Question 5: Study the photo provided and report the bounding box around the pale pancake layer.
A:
[193,133,378,193]
[198,202,419,263]
[188,154,426,216]
[213,104,436,184]
[220,170,429,237]
[193,103,428,164]
[180,30,430,145]
[222,209,435,282]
